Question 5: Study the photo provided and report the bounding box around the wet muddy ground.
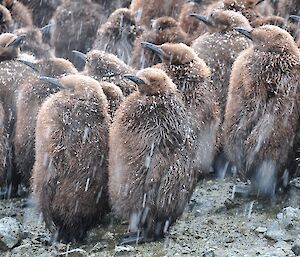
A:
[1,177,300,257]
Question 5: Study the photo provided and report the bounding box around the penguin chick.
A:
[73,50,137,96]
[101,82,124,118]
[223,25,300,196]
[109,68,197,241]
[144,42,220,177]
[93,8,144,65]
[130,16,190,69]
[32,74,110,242]
[0,4,12,33]
[179,0,219,39]
[1,0,33,29]
[51,0,107,70]
[130,0,185,28]
[191,9,251,119]
[14,26,52,59]
[0,36,33,197]
[14,58,77,188]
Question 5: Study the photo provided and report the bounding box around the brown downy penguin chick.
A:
[93,8,144,65]
[223,25,300,196]
[73,49,137,96]
[101,82,124,118]
[1,0,33,29]
[130,16,190,69]
[223,0,265,25]
[51,0,107,70]
[0,33,33,197]
[18,0,62,27]
[14,58,78,188]
[179,0,220,39]
[0,4,13,33]
[109,68,197,242]
[32,74,110,242]
[14,26,52,59]
[143,42,220,177]
[191,9,251,119]
[130,0,185,28]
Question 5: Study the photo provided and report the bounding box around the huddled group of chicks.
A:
[0,0,299,244]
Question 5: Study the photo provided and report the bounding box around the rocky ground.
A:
[1,177,300,257]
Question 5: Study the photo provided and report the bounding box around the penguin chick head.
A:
[107,8,138,34]
[151,16,179,33]
[191,9,251,32]
[125,68,176,96]
[236,25,299,54]
[0,0,14,10]
[0,33,25,60]
[36,58,78,77]
[0,4,12,33]
[142,42,198,64]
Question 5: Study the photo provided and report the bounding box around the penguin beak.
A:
[17,59,38,72]
[7,34,26,47]
[255,0,265,5]
[72,50,87,63]
[289,15,300,24]
[40,24,52,36]
[141,42,166,57]
[39,76,65,89]
[189,13,213,26]
[233,27,253,40]
[124,74,146,86]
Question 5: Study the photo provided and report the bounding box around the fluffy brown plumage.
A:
[101,82,124,118]
[1,0,33,29]
[75,49,137,96]
[32,74,110,241]
[145,42,220,177]
[131,16,190,69]
[51,0,107,69]
[14,58,77,188]
[109,68,197,241]
[223,25,300,196]
[93,8,144,65]
[130,0,185,28]
[0,4,12,33]
[18,0,62,27]
[0,34,33,196]
[14,26,52,59]
[192,9,251,119]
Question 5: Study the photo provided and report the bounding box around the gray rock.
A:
[11,244,56,257]
[203,250,215,257]
[115,245,135,253]
[255,226,267,233]
[0,217,21,250]
[277,207,300,228]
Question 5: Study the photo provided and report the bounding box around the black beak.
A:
[190,13,212,26]
[40,24,52,35]
[234,27,253,40]
[141,42,166,57]
[18,59,38,72]
[7,34,26,47]
[72,50,87,63]
[39,76,65,89]
[289,15,300,24]
[256,0,265,5]
[124,74,145,86]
